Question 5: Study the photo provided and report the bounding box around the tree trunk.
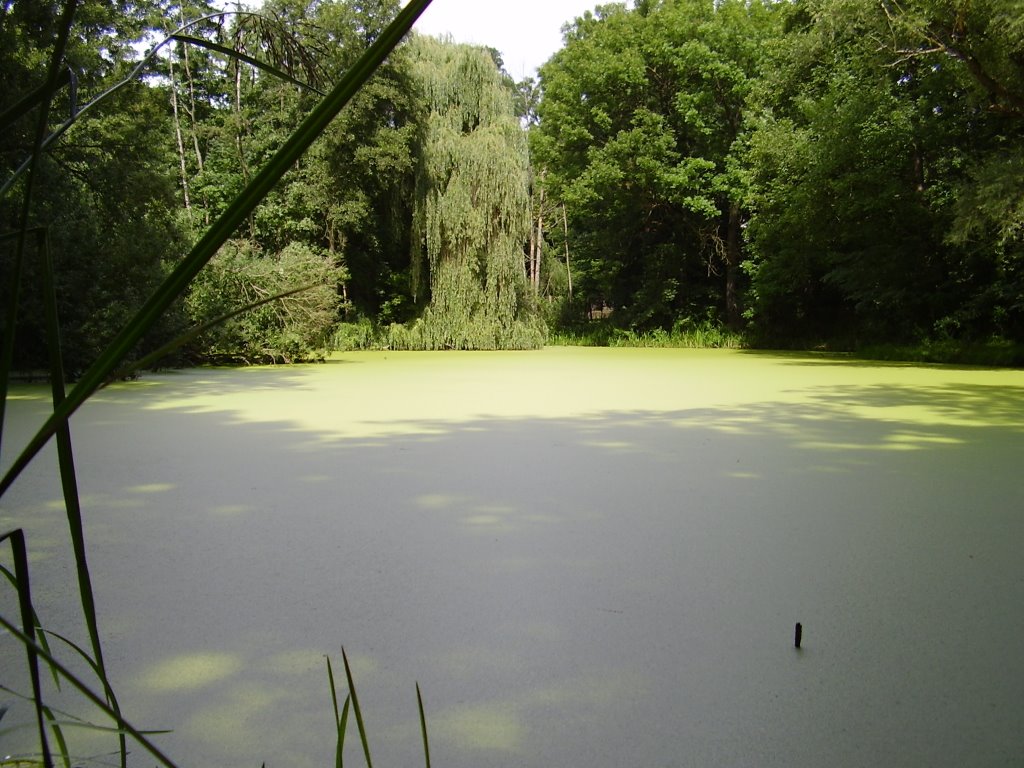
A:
[562,202,572,301]
[725,201,742,330]
[234,60,250,184]
[174,9,204,174]
[528,214,537,291]
[534,194,543,293]
[168,58,191,211]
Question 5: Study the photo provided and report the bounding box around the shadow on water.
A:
[738,347,1024,372]
[115,360,360,396]
[788,382,1024,431]
[1,361,1022,768]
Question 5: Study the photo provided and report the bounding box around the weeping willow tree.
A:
[394,35,545,350]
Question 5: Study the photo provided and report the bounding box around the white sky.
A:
[407,0,605,79]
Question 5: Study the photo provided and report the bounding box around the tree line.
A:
[3,0,1022,369]
[534,0,1023,350]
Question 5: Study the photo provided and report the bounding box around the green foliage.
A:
[854,338,1024,367]
[548,317,744,348]
[1,77,186,375]
[9,0,1021,365]
[878,0,1024,118]
[404,36,545,349]
[743,0,1024,345]
[333,317,379,351]
[385,312,546,351]
[533,0,780,332]
[185,239,343,363]
[530,0,1023,350]
[324,650,432,768]
[167,0,419,327]
[746,71,942,339]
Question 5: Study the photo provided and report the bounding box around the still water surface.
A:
[2,348,1023,767]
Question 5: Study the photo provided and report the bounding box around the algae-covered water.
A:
[1,347,1022,767]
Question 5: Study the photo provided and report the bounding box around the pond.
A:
[2,347,1023,767]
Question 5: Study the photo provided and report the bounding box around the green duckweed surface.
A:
[2,347,1022,767]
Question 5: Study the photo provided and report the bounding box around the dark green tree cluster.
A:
[3,0,545,371]
[533,0,1024,347]
[181,0,545,352]
[1,0,186,374]
[147,0,396,361]
[6,0,1022,364]
[533,0,776,331]
[743,0,1024,344]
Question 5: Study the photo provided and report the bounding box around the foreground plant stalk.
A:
[0,0,435,500]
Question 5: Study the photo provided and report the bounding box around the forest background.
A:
[3,0,1023,371]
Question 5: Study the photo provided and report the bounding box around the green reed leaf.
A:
[0,613,178,768]
[171,34,326,96]
[111,283,320,378]
[0,0,435,501]
[1,528,53,768]
[326,655,350,768]
[0,565,60,691]
[38,225,127,768]
[341,648,372,768]
[416,682,431,768]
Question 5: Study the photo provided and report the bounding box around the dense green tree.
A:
[886,0,1024,337]
[181,6,547,352]
[298,0,418,323]
[185,238,342,362]
[1,0,187,374]
[533,0,780,331]
[400,35,544,349]
[150,0,231,225]
[744,0,1024,343]
[184,0,418,322]
[878,0,1024,119]
[152,0,416,358]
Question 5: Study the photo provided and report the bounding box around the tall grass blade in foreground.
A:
[0,563,59,689]
[38,703,70,768]
[37,225,128,768]
[170,34,327,96]
[0,683,146,768]
[0,567,72,766]
[416,682,431,768]
[0,227,23,463]
[341,648,373,768]
[326,652,431,768]
[0,69,73,132]
[1,2,434,765]
[0,613,178,768]
[326,655,351,768]
[0,223,131,768]
[0,690,75,768]
[0,529,52,767]
[0,223,130,765]
[0,0,435,499]
[0,0,77,465]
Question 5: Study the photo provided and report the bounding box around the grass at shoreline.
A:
[848,339,1024,368]
[548,332,1023,368]
[335,318,1023,368]
[547,323,745,349]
